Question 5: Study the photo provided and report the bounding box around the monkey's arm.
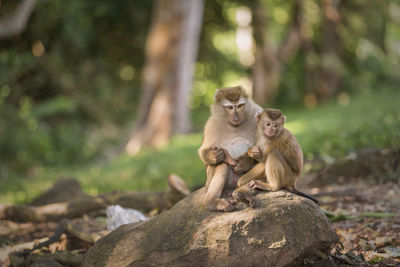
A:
[237,163,265,187]
[247,146,262,161]
[281,136,303,175]
[235,144,268,174]
[198,119,227,166]
[199,146,226,166]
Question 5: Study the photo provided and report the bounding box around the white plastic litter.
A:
[106,205,148,231]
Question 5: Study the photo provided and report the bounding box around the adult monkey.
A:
[198,85,262,211]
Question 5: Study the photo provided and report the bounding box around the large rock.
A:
[83,188,338,266]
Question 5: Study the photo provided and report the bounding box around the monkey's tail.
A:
[291,188,319,204]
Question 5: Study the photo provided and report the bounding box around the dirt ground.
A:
[310,180,400,266]
[1,178,399,266]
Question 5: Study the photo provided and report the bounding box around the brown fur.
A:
[214,85,247,102]
[264,108,282,121]
[199,86,262,211]
[232,109,319,205]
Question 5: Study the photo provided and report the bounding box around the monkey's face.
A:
[213,86,249,127]
[222,100,247,127]
[260,115,284,139]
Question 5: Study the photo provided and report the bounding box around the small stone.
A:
[268,236,287,249]
[375,236,393,247]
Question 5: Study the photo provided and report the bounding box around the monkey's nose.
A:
[233,113,240,122]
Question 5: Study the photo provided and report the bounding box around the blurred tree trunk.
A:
[317,0,342,101]
[125,0,204,155]
[0,0,38,38]
[250,0,302,105]
[251,0,279,105]
[302,0,342,104]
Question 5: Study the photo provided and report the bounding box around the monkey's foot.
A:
[216,198,235,212]
[232,191,258,208]
[248,197,259,208]
[232,191,247,203]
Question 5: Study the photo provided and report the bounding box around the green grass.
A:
[1,86,400,204]
[0,135,205,204]
[284,86,400,160]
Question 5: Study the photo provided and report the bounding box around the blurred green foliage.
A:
[284,83,400,160]
[1,0,154,171]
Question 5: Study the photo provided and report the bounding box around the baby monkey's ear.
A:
[255,111,262,122]
[282,115,287,124]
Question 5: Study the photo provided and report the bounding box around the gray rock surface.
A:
[83,188,338,267]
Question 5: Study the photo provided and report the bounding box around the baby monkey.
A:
[232,108,319,205]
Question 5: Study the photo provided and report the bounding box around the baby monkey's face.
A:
[257,109,285,140]
[261,117,283,139]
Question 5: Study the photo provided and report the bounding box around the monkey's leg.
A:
[249,180,274,191]
[236,163,265,187]
[266,149,292,191]
[249,150,289,191]
[205,165,216,188]
[204,164,234,212]
[251,149,297,192]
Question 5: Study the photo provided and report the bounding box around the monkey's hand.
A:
[247,146,262,161]
[234,154,256,173]
[249,180,267,191]
[203,146,226,166]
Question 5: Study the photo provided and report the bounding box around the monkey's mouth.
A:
[264,133,275,139]
[231,121,242,127]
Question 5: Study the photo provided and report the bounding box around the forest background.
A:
[1,0,400,203]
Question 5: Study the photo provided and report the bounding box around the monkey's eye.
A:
[265,122,271,126]
[237,103,244,109]
[273,123,279,128]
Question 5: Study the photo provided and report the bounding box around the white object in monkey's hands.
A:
[221,137,252,159]
[106,205,148,231]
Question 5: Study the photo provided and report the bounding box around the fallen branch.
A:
[1,174,190,222]
[0,237,48,263]
[16,218,106,259]
[61,219,106,243]
[305,147,400,187]
[323,210,397,222]
[312,189,358,197]
[2,196,106,222]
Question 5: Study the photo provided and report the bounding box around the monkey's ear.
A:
[214,89,222,102]
[255,111,262,121]
[282,115,287,124]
